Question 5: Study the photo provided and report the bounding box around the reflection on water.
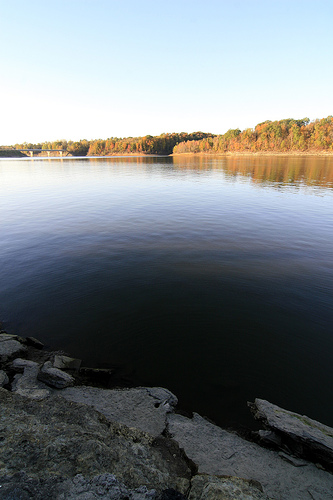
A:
[0,155,332,429]
[5,153,332,188]
[172,154,333,188]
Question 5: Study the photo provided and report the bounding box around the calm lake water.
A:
[1,155,332,429]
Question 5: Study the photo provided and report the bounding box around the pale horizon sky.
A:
[1,0,333,144]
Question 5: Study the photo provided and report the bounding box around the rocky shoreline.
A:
[0,330,332,499]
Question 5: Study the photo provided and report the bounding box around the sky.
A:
[1,0,333,144]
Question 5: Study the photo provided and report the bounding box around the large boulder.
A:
[38,361,75,389]
[0,388,192,496]
[249,399,333,472]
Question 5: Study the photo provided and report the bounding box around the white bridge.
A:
[18,149,69,157]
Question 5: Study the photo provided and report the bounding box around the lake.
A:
[1,154,332,429]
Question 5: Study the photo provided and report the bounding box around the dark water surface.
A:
[1,155,332,429]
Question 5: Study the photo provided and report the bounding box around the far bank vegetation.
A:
[6,116,333,156]
[173,117,333,154]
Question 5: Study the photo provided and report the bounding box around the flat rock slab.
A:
[0,334,27,362]
[0,333,20,342]
[53,354,81,371]
[59,386,178,437]
[167,412,333,500]
[189,474,270,500]
[0,387,191,496]
[249,398,333,471]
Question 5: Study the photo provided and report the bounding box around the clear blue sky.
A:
[1,0,332,144]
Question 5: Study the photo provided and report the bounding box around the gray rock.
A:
[57,473,158,499]
[0,333,19,341]
[249,398,333,471]
[26,336,45,349]
[257,430,281,447]
[0,334,27,362]
[12,357,40,371]
[0,472,161,500]
[12,359,51,400]
[59,386,178,437]
[0,369,9,387]
[189,474,270,499]
[0,388,192,495]
[38,361,75,389]
[167,412,333,500]
[53,354,82,371]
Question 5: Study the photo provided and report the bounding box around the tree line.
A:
[11,132,213,157]
[87,132,214,156]
[173,117,333,154]
[8,116,333,156]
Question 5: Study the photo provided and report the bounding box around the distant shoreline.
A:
[91,151,333,157]
[1,150,333,159]
[171,150,333,157]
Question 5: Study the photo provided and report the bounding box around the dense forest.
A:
[10,132,213,157]
[86,132,214,156]
[173,117,333,154]
[6,116,333,156]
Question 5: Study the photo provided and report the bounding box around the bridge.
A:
[17,149,69,157]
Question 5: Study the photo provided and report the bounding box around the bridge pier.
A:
[19,148,67,156]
